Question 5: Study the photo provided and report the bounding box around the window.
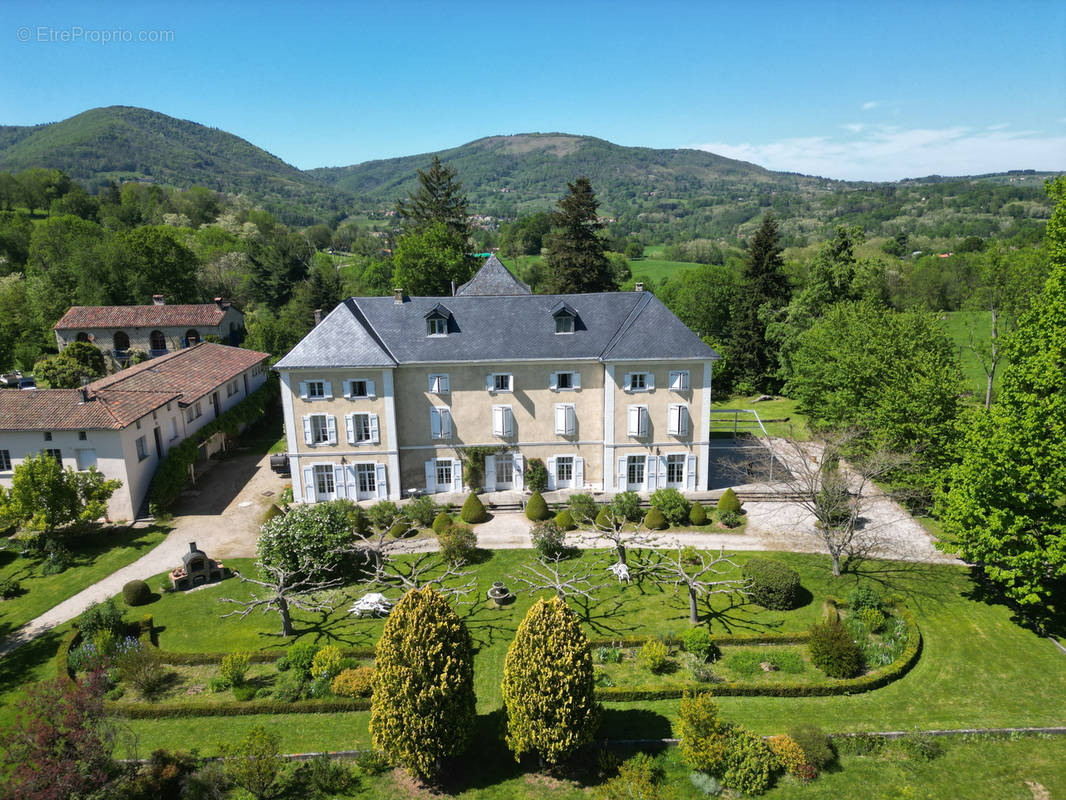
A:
[669,370,690,392]
[306,380,326,399]
[356,463,377,494]
[149,330,166,352]
[314,464,334,495]
[136,436,148,461]
[226,379,238,397]
[186,401,203,423]
[628,405,649,438]
[348,379,368,398]
[427,317,447,336]
[667,404,689,436]
[184,329,201,346]
[492,405,514,437]
[43,432,52,442]
[627,455,645,487]
[308,414,332,445]
[550,371,580,391]
[556,456,574,483]
[347,412,379,444]
[428,374,450,394]
[43,448,62,462]
[0,450,10,471]
[76,449,97,471]
[626,372,653,392]
[113,331,130,352]
[78,431,87,441]
[430,407,452,439]
[667,454,685,484]
[495,454,513,486]
[435,458,452,487]
[555,315,574,334]
[169,418,179,441]
[554,403,576,436]
[487,373,513,393]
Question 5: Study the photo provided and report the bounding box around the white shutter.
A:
[546,457,557,490]
[452,459,463,492]
[440,374,449,393]
[366,379,376,398]
[375,463,387,499]
[628,406,640,437]
[334,465,346,498]
[425,459,436,493]
[687,455,698,490]
[346,414,355,444]
[513,453,524,490]
[299,381,309,400]
[549,373,558,391]
[343,381,352,399]
[369,414,380,444]
[326,415,337,445]
[623,373,632,392]
[573,372,581,390]
[646,373,655,391]
[645,455,655,490]
[679,406,689,436]
[346,465,357,497]
[302,415,313,445]
[431,408,441,439]
[574,457,584,489]
[485,374,494,392]
[303,466,315,501]
[667,404,680,436]
[493,406,505,437]
[323,381,333,400]
[428,375,437,393]
[659,455,668,487]
[484,455,496,491]
[566,405,576,436]
[617,457,627,489]
[555,404,566,435]
[441,408,452,438]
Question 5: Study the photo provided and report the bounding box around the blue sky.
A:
[1,0,1064,180]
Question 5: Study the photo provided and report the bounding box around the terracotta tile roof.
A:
[0,388,178,430]
[89,342,270,405]
[54,303,234,330]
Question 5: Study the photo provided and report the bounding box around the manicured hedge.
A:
[588,631,811,650]
[109,696,373,719]
[56,628,81,680]
[742,558,802,610]
[149,377,280,514]
[144,644,377,665]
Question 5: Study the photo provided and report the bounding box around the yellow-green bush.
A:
[555,509,576,531]
[524,490,551,521]
[311,645,343,681]
[460,492,488,524]
[331,666,375,697]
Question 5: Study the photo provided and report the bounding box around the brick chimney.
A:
[635,282,645,292]
[152,294,165,305]
[214,296,225,309]
[393,288,404,305]
[313,309,322,326]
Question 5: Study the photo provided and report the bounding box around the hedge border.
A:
[589,631,810,650]
[593,603,921,702]
[108,697,372,719]
[56,627,80,680]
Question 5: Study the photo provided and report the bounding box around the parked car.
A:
[0,371,23,387]
[17,375,35,390]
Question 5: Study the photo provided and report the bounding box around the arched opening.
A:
[75,332,89,343]
[113,331,130,352]
[149,330,166,354]
[184,329,200,347]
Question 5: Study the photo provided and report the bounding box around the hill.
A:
[0,106,349,223]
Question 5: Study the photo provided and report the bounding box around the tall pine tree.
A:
[395,156,474,242]
[727,214,790,392]
[543,177,616,294]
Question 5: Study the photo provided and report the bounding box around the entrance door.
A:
[355,463,377,500]
[626,455,646,491]
[495,453,514,490]
[153,427,163,459]
[555,456,574,489]
[666,454,685,487]
[313,464,337,501]
[211,392,221,418]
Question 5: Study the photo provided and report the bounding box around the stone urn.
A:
[486,581,514,608]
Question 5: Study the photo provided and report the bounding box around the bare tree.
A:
[646,547,748,625]
[510,555,609,604]
[220,564,343,637]
[772,433,908,577]
[591,509,656,569]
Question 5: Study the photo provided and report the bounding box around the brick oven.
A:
[170,542,227,590]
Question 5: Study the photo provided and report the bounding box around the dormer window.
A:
[550,301,577,335]
[427,317,447,336]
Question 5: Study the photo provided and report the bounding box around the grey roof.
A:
[455,254,531,296]
[274,290,718,369]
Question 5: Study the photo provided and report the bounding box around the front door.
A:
[626,455,646,491]
[495,453,514,490]
[355,463,377,500]
[666,454,685,487]
[212,392,221,418]
[555,456,574,489]
[313,464,337,501]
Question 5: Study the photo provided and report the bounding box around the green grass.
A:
[710,395,812,440]
[109,549,1066,755]
[940,310,999,402]
[0,524,169,638]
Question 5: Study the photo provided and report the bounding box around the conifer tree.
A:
[544,177,616,294]
[727,214,790,391]
[395,156,473,241]
[370,586,476,780]
[501,597,598,765]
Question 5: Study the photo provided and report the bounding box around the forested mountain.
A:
[0,107,351,225]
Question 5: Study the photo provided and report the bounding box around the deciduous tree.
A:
[0,453,120,534]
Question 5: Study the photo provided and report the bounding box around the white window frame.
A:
[626,454,646,489]
[347,412,379,445]
[435,458,452,488]
[0,449,10,471]
[627,404,649,438]
[430,406,452,439]
[669,370,690,392]
[550,371,580,392]
[492,404,514,437]
[555,455,574,484]
[427,317,447,336]
[313,463,336,497]
[355,463,377,494]
[666,453,686,485]
[495,453,514,487]
[555,315,574,334]
[488,372,513,394]
[625,372,653,393]
[345,378,376,399]
[305,380,326,399]
[667,403,689,437]
[305,413,336,446]
[135,436,148,461]
[554,403,576,436]
[428,373,450,394]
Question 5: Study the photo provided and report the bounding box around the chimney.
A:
[80,386,89,403]
[393,288,404,305]
[189,542,197,553]
[450,280,456,296]
[214,296,224,309]
[152,294,165,305]
[313,308,322,326]
[635,282,645,292]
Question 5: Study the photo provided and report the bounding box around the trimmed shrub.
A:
[460,492,488,524]
[723,726,774,796]
[808,618,863,678]
[367,500,401,530]
[568,494,599,526]
[742,558,802,610]
[431,511,452,535]
[555,509,576,531]
[689,502,708,526]
[767,734,809,780]
[638,639,670,674]
[287,641,318,678]
[680,628,719,662]
[0,577,21,599]
[716,488,741,515]
[332,666,375,697]
[611,490,643,522]
[233,685,257,702]
[594,506,615,530]
[678,691,731,774]
[220,652,251,687]
[847,585,881,612]
[788,724,834,771]
[650,488,690,525]
[438,523,477,565]
[859,607,886,633]
[531,520,567,559]
[643,507,668,530]
[404,495,438,528]
[311,645,343,681]
[122,579,152,607]
[524,458,549,492]
[387,520,410,538]
[524,490,551,521]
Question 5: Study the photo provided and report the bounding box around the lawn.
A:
[940,310,998,402]
[114,549,1066,754]
[710,395,812,441]
[0,523,169,638]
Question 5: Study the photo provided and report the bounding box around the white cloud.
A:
[693,125,1066,181]
[842,123,865,133]
[861,101,879,111]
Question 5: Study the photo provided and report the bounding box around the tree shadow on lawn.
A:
[0,627,65,698]
[960,565,1066,639]
[839,554,960,611]
[696,592,789,634]
[570,594,641,639]
[455,598,521,651]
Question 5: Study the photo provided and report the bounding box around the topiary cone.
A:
[524,490,550,521]
[717,488,742,515]
[460,492,488,524]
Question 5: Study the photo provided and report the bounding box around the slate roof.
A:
[90,342,270,404]
[0,388,178,431]
[54,303,235,330]
[275,290,718,369]
[455,254,531,296]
